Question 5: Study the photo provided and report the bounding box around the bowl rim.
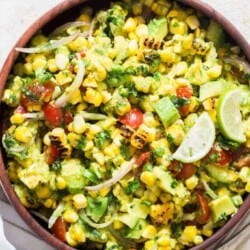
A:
[0,0,249,250]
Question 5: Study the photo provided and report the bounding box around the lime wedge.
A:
[172,112,215,163]
[217,88,246,143]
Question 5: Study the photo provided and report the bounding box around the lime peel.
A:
[217,88,246,143]
[172,112,215,163]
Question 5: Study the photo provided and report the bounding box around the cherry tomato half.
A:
[206,144,232,166]
[46,144,59,165]
[175,163,196,180]
[196,190,211,225]
[176,86,193,99]
[43,104,63,127]
[135,151,150,167]
[119,108,144,129]
[51,216,67,242]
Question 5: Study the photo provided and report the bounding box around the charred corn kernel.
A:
[192,38,210,55]
[140,171,156,187]
[14,126,32,143]
[157,236,171,246]
[202,228,213,237]
[124,17,137,33]
[245,181,250,192]
[132,3,142,15]
[128,39,138,56]
[166,123,185,146]
[239,167,249,182]
[144,240,157,250]
[181,226,198,243]
[73,194,87,209]
[141,225,157,239]
[32,54,47,70]
[23,62,33,75]
[56,176,67,190]
[36,186,51,199]
[185,175,199,190]
[72,114,87,134]
[149,203,174,224]
[186,15,200,30]
[43,198,54,208]
[135,24,148,38]
[63,209,79,223]
[170,19,188,35]
[175,61,188,76]
[113,220,123,230]
[194,235,203,245]
[47,58,58,73]
[207,65,222,79]
[10,113,25,124]
[83,88,103,107]
[66,232,78,247]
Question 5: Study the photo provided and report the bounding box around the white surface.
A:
[0,1,249,250]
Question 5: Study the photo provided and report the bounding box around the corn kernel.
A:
[113,220,123,230]
[14,126,32,143]
[56,176,67,190]
[181,226,198,243]
[68,89,82,105]
[175,61,188,76]
[144,240,157,250]
[245,181,250,192]
[72,114,87,134]
[65,232,78,247]
[141,225,157,239]
[99,186,111,197]
[83,88,103,107]
[157,236,171,246]
[207,65,222,79]
[128,39,138,56]
[124,17,137,33]
[10,113,25,124]
[202,228,213,237]
[71,224,86,243]
[170,19,188,35]
[55,53,69,70]
[185,15,200,30]
[36,186,51,199]
[194,235,203,245]
[73,194,87,209]
[32,54,47,70]
[140,171,156,187]
[43,198,54,208]
[63,209,79,223]
[239,167,249,182]
[185,175,199,190]
[23,62,33,75]
[135,24,148,38]
[31,34,48,46]
[47,58,58,73]
[132,3,142,15]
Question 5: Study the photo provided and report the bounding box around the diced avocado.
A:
[232,195,243,207]
[199,79,235,101]
[118,198,150,228]
[153,167,189,199]
[148,18,168,41]
[209,195,237,222]
[126,219,147,239]
[86,196,108,222]
[61,159,86,193]
[205,165,237,183]
[153,97,180,127]
[206,20,225,48]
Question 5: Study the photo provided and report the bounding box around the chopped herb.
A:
[125,179,141,194]
[83,169,99,183]
[171,222,183,238]
[51,160,61,172]
[120,143,131,160]
[35,68,53,83]
[94,130,111,149]
[171,96,190,108]
[76,136,86,150]
[154,147,165,157]
[217,134,240,150]
[171,180,178,188]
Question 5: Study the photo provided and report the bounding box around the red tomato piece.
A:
[196,190,211,225]
[175,163,196,180]
[47,144,59,165]
[206,144,232,166]
[51,216,67,242]
[63,110,73,126]
[119,108,143,129]
[176,86,193,99]
[41,81,55,102]
[178,105,190,116]
[43,103,63,127]
[135,151,150,167]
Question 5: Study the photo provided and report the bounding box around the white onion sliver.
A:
[80,210,114,229]
[22,112,44,119]
[84,158,135,191]
[223,57,250,74]
[79,111,107,120]
[48,203,65,229]
[15,32,80,54]
[50,21,90,37]
[54,56,85,107]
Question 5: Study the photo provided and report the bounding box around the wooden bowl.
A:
[0,1,249,250]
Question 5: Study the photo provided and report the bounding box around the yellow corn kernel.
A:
[71,224,86,243]
[10,113,25,125]
[159,47,176,63]
[165,123,185,146]
[63,209,79,223]
[157,236,171,246]
[76,102,88,112]
[32,54,47,70]
[124,17,137,33]
[23,62,33,75]
[194,235,203,245]
[99,186,111,197]
[151,2,168,16]
[113,220,123,230]
[65,232,78,247]
[185,175,199,190]
[14,126,32,143]
[67,132,80,147]
[55,70,72,85]
[83,88,103,107]
[47,58,59,73]
[56,176,67,190]
[43,198,54,208]
[141,225,157,239]
[207,65,222,79]
[72,114,87,134]
[73,194,87,209]
[78,13,91,23]
[175,61,188,76]
[128,39,138,56]
[170,19,188,35]
[144,240,157,250]
[245,181,250,192]
[185,15,200,30]
[239,167,249,182]
[140,171,156,187]
[36,186,51,199]
[135,24,148,38]
[188,97,200,113]
[181,225,198,243]
[132,3,142,15]
[104,143,119,158]
[159,193,171,203]
[202,228,213,237]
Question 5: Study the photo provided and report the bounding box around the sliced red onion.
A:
[15,32,80,54]
[80,210,114,229]
[54,56,85,107]
[50,21,90,37]
[84,158,135,191]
